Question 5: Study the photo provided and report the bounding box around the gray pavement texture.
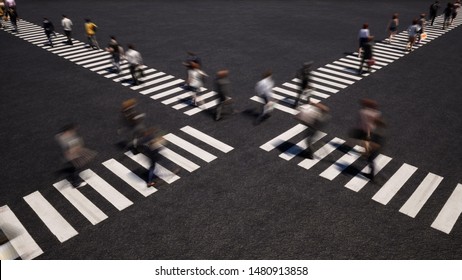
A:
[0,0,461,259]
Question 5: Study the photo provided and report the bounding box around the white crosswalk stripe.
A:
[372,163,418,205]
[80,169,134,211]
[23,191,79,243]
[0,206,43,260]
[431,184,462,234]
[1,20,223,116]
[0,125,233,258]
[261,124,461,235]
[246,15,462,115]
[53,180,108,225]
[399,173,443,218]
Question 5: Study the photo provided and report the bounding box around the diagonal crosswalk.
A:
[249,15,462,115]
[260,124,462,236]
[1,20,221,117]
[0,126,233,259]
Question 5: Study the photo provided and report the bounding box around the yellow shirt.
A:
[85,22,97,35]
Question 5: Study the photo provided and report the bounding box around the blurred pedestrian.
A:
[416,13,427,44]
[84,18,99,49]
[452,0,461,25]
[214,69,234,121]
[294,61,313,108]
[406,19,420,51]
[137,127,166,188]
[7,6,17,32]
[43,17,55,47]
[0,2,5,29]
[358,36,374,75]
[125,44,144,85]
[358,23,370,57]
[185,61,207,106]
[61,15,73,45]
[386,13,399,44]
[117,98,146,149]
[105,36,123,73]
[294,102,330,159]
[55,124,97,188]
[350,99,384,180]
[428,1,440,26]
[443,3,453,29]
[255,70,275,124]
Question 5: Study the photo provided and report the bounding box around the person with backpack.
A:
[84,18,99,49]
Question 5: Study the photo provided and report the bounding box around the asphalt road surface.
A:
[0,0,461,260]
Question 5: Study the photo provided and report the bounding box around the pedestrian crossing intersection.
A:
[260,124,462,236]
[0,126,233,260]
[1,20,219,117]
[250,15,462,115]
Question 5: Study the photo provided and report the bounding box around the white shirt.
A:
[125,49,143,65]
[358,28,370,39]
[255,76,274,100]
[188,69,203,88]
[62,18,73,31]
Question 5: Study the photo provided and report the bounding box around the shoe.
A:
[147,181,156,187]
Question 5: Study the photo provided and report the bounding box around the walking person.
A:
[255,70,275,124]
[55,124,97,188]
[416,13,427,44]
[84,18,99,49]
[386,13,399,44]
[406,19,421,51]
[105,36,123,73]
[351,99,385,180]
[358,23,370,57]
[443,3,453,29]
[7,6,17,32]
[451,0,461,25]
[428,1,440,26]
[137,128,165,188]
[125,44,144,85]
[117,98,146,150]
[214,69,234,121]
[61,15,73,45]
[185,61,207,106]
[358,36,374,75]
[295,102,330,159]
[294,61,313,108]
[43,17,55,47]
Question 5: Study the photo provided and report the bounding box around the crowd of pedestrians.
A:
[2,1,460,186]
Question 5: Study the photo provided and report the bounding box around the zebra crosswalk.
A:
[250,15,462,115]
[1,20,220,117]
[0,126,233,260]
[260,124,462,235]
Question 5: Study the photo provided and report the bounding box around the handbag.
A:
[367,58,376,66]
